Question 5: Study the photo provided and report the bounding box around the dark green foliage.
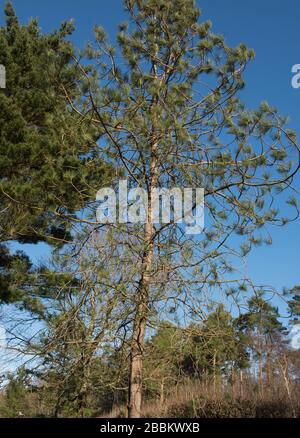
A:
[0,3,112,304]
[288,286,300,324]
[143,310,249,400]
[182,306,249,377]
[0,243,31,303]
[0,368,35,418]
[0,2,109,244]
[0,0,299,419]
[236,293,284,349]
[166,398,300,418]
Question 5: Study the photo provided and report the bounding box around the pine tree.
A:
[14,0,299,416]
[70,0,300,416]
[236,293,284,394]
[287,286,300,324]
[0,3,111,303]
[179,304,249,402]
[143,323,185,404]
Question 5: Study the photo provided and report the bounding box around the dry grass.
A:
[99,377,300,418]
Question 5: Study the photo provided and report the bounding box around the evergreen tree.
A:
[287,286,300,325]
[2,0,299,418]
[183,305,249,379]
[72,0,300,416]
[0,368,34,417]
[143,323,185,403]
[236,293,284,392]
[0,3,111,303]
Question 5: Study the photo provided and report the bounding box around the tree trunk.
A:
[231,367,236,399]
[213,351,217,399]
[160,380,165,409]
[239,370,244,399]
[128,310,147,417]
[127,55,160,418]
[266,349,271,396]
[279,355,296,418]
[128,162,157,418]
[259,357,264,399]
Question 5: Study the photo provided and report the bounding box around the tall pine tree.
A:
[70,0,300,416]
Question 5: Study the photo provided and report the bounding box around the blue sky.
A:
[1,0,300,318]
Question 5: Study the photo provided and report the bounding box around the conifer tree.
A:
[70,0,300,416]
[288,286,300,324]
[237,293,284,393]
[185,305,249,379]
[0,3,111,303]
[5,0,298,416]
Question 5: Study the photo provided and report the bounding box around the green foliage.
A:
[0,368,36,418]
[143,323,185,397]
[0,3,110,244]
[288,286,300,324]
[0,3,112,304]
[0,0,299,419]
[183,306,249,376]
[0,244,31,303]
[237,294,283,339]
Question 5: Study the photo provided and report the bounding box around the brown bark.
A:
[239,370,244,399]
[127,52,161,418]
[160,380,165,409]
[213,351,217,399]
[128,311,146,417]
[127,215,154,417]
[127,150,157,418]
[259,357,264,398]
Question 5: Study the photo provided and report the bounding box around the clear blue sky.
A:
[1,0,300,316]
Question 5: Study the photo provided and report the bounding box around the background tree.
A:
[236,293,284,396]
[183,305,249,396]
[4,228,129,417]
[288,285,300,325]
[0,368,36,418]
[143,323,185,406]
